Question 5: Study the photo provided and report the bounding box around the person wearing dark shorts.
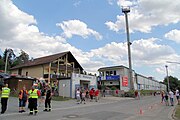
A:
[19,86,28,113]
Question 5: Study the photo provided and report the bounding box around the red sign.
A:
[122,76,128,87]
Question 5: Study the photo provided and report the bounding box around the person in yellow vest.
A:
[28,85,40,115]
[1,84,11,114]
[18,86,28,113]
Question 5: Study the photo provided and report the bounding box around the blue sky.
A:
[0,0,180,81]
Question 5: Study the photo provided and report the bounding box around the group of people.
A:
[76,88,99,104]
[160,89,180,106]
[0,83,52,115]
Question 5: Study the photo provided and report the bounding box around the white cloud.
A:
[56,20,103,40]
[165,29,180,43]
[107,0,115,5]
[1,0,180,79]
[106,0,180,33]
[73,1,81,7]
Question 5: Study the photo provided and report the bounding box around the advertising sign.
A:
[122,76,128,87]
[106,75,120,80]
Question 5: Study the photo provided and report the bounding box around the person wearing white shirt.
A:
[169,90,174,106]
[175,89,180,105]
[76,89,81,104]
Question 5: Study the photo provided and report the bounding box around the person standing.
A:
[28,85,40,115]
[175,89,180,105]
[1,84,10,114]
[95,89,99,102]
[80,90,86,104]
[164,91,169,106]
[19,86,28,113]
[161,90,165,103]
[169,90,174,106]
[39,82,46,107]
[89,88,94,101]
[102,89,106,97]
[76,88,81,104]
[134,90,138,99]
[43,85,52,112]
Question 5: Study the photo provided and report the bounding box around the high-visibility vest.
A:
[19,90,28,99]
[1,87,11,98]
[29,89,38,98]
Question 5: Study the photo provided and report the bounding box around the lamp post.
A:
[4,51,10,73]
[122,6,134,90]
[165,65,170,92]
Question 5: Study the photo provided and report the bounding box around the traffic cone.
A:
[139,108,143,115]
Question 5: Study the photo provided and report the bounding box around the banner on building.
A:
[122,76,128,87]
[106,75,120,80]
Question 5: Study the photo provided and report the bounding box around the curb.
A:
[171,105,178,120]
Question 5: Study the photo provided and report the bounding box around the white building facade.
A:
[98,65,166,92]
[58,73,97,98]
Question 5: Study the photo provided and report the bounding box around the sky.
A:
[0,0,180,81]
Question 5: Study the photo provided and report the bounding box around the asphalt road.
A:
[0,95,176,120]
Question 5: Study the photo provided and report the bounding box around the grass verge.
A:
[175,104,180,119]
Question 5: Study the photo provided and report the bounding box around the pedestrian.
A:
[89,88,94,101]
[28,85,41,115]
[164,91,169,106]
[85,89,89,100]
[95,89,99,102]
[169,90,174,106]
[39,82,46,107]
[76,88,81,104]
[115,89,119,97]
[43,85,52,112]
[161,90,165,103]
[1,84,11,114]
[102,89,106,97]
[80,90,86,104]
[18,86,28,113]
[175,89,180,105]
[134,90,139,99]
[153,91,156,96]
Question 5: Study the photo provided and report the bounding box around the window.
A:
[26,72,28,76]
[114,71,116,75]
[110,71,113,76]
[106,71,109,76]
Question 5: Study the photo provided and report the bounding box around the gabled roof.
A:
[11,51,83,70]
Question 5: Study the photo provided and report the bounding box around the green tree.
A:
[3,48,16,72]
[0,58,5,70]
[164,76,180,91]
[11,50,29,67]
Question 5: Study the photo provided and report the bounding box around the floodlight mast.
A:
[122,6,134,90]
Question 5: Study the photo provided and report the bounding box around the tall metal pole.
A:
[122,7,134,90]
[165,65,170,92]
[4,52,10,73]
